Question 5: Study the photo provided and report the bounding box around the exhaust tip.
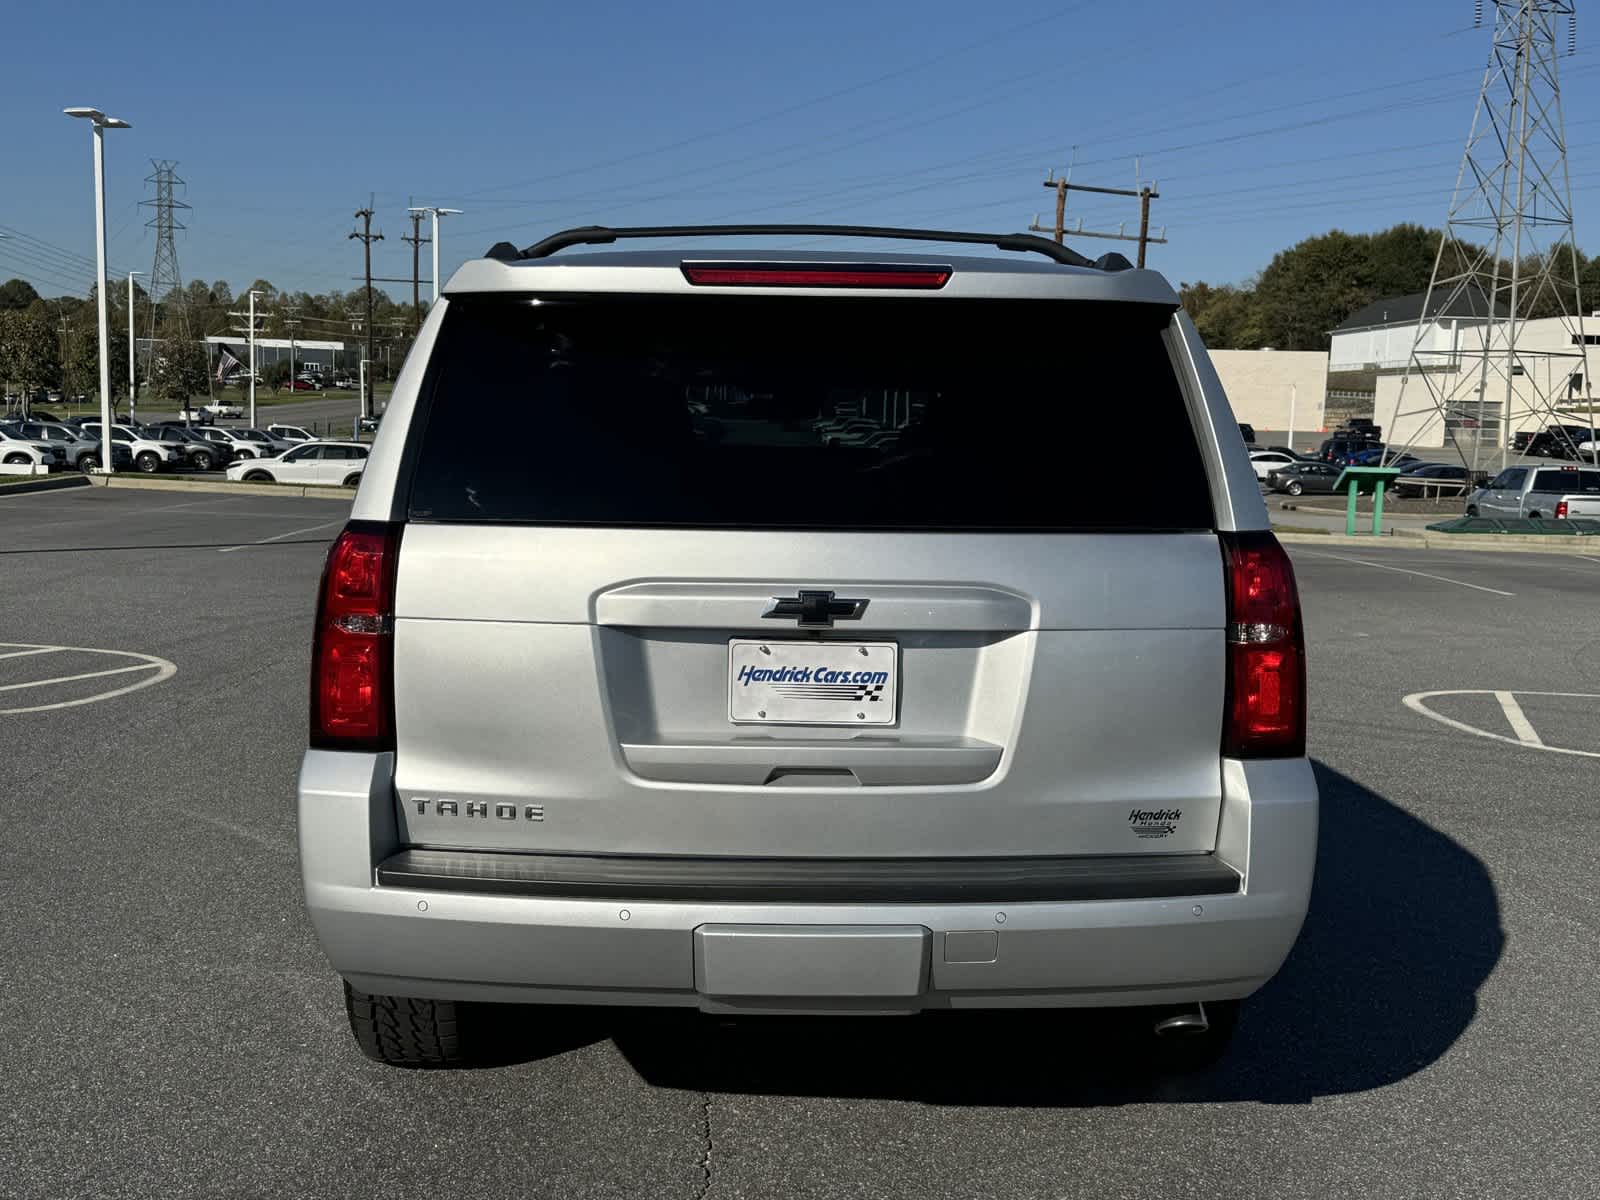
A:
[1152,1003,1211,1037]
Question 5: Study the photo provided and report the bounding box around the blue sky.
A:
[4,0,1599,303]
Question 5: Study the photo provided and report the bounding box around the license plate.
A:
[729,640,898,726]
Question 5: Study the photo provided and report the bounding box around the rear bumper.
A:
[299,753,1317,1013]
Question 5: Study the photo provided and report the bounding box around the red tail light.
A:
[681,263,951,289]
[1220,531,1306,758]
[311,522,400,750]
[1555,499,1569,519]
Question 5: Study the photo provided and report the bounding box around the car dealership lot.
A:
[2,489,1596,1200]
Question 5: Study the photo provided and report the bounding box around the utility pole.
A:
[1030,168,1166,266]
[228,290,266,427]
[349,205,383,421]
[402,210,430,336]
[284,312,301,392]
[408,206,463,303]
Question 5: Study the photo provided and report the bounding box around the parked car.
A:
[1392,464,1471,498]
[174,403,213,425]
[1318,435,1382,464]
[1267,460,1343,495]
[7,420,110,472]
[299,224,1316,1069]
[1237,422,1257,447]
[79,422,181,473]
[1248,450,1301,481]
[193,427,283,459]
[358,412,381,433]
[137,424,229,470]
[0,425,69,471]
[281,378,320,392]
[266,424,314,443]
[227,440,369,486]
[1526,427,1600,460]
[203,399,245,419]
[1466,464,1600,518]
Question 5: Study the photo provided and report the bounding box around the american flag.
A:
[214,347,243,382]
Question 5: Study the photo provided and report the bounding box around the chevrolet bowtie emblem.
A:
[762,590,869,629]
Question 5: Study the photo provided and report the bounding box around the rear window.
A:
[407,295,1211,531]
[1533,469,1600,492]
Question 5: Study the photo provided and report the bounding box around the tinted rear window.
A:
[1533,469,1600,492]
[407,295,1210,531]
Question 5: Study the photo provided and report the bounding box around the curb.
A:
[1275,529,1600,556]
[88,475,354,501]
[0,474,94,497]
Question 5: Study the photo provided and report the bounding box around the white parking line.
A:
[0,645,64,661]
[0,642,176,714]
[1403,689,1600,759]
[1580,555,1600,564]
[0,662,161,693]
[1493,691,1544,746]
[217,519,343,553]
[1296,550,1515,596]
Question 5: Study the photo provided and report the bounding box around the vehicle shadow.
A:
[602,761,1503,1105]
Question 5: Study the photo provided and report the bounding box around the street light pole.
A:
[247,288,261,429]
[408,206,462,303]
[127,269,142,423]
[64,107,132,473]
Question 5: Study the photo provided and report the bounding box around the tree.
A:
[0,310,61,409]
[0,278,41,311]
[1179,280,1265,350]
[63,320,130,406]
[147,338,210,402]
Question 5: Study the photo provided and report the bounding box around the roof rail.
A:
[487,224,1099,269]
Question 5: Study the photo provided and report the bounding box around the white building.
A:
[1209,349,1328,448]
[1328,290,1502,373]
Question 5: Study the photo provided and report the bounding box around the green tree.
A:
[1179,280,1265,349]
[0,310,61,409]
[0,278,42,311]
[148,338,210,402]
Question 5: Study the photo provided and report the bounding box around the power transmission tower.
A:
[1387,0,1594,473]
[140,161,192,392]
[1029,160,1167,267]
[401,210,430,336]
[349,205,383,419]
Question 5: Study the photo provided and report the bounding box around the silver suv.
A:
[300,225,1317,1068]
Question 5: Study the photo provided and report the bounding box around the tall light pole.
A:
[247,288,261,428]
[408,206,462,303]
[64,106,132,472]
[126,270,142,423]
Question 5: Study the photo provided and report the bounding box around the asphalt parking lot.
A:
[2,488,1596,1199]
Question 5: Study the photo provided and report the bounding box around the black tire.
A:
[342,472,362,488]
[344,980,463,1067]
[1527,511,1541,520]
[1465,504,1479,517]
[77,454,99,473]
[135,451,160,474]
[1146,999,1241,1074]
[242,469,273,483]
[3,452,30,465]
[191,450,215,471]
[1285,480,1304,496]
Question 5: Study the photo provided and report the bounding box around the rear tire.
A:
[1465,505,1479,517]
[344,980,464,1067]
[342,472,362,487]
[1146,999,1240,1074]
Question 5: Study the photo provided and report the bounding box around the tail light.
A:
[1220,531,1306,758]
[1555,499,1569,519]
[311,522,400,750]
[681,263,951,289]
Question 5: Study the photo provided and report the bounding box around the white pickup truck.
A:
[203,399,244,419]
[1467,465,1600,519]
